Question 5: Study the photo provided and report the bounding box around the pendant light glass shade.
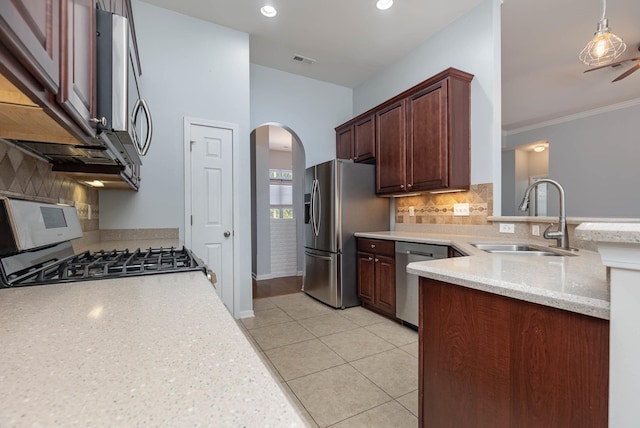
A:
[579,0,626,66]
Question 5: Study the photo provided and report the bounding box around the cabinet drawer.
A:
[357,238,394,256]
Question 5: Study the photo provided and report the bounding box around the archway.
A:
[250,123,306,298]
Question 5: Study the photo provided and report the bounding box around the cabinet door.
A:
[407,80,448,191]
[0,0,60,94]
[376,100,406,194]
[357,251,375,303]
[336,124,353,160]
[58,0,96,136]
[375,254,395,315]
[354,115,375,162]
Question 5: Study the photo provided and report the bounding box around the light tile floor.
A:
[238,292,419,428]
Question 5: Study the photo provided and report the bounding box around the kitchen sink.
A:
[470,243,576,256]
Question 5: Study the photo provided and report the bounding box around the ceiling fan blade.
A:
[612,63,640,82]
[583,56,640,73]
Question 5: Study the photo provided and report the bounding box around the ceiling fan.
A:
[584,46,640,82]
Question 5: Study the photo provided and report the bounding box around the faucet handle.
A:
[543,223,561,238]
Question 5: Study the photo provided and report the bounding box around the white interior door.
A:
[188,122,234,311]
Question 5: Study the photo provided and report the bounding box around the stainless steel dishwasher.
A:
[395,241,448,326]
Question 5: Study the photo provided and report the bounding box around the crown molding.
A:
[503,98,640,137]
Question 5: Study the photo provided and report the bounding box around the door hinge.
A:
[190,140,196,152]
[190,215,193,225]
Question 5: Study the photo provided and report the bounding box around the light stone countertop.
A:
[0,271,306,427]
[575,222,640,244]
[355,231,609,319]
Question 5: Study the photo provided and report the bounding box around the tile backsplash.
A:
[0,140,98,232]
[395,183,493,226]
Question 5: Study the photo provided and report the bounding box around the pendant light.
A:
[579,0,626,66]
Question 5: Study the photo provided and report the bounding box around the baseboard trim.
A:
[239,310,255,319]
[253,272,301,281]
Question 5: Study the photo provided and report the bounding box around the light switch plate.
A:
[531,224,540,236]
[409,206,415,217]
[499,223,515,233]
[453,203,470,216]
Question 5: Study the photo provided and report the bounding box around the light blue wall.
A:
[99,0,502,317]
[353,0,502,209]
[250,64,353,167]
[99,1,252,315]
[503,102,640,217]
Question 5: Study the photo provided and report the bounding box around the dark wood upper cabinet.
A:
[0,0,60,95]
[353,114,375,162]
[376,100,406,194]
[336,68,472,195]
[58,0,96,136]
[335,113,376,163]
[336,124,353,160]
[407,81,448,190]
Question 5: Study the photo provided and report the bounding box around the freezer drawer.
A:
[303,249,341,308]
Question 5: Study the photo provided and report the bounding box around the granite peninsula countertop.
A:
[355,231,610,320]
[0,271,305,427]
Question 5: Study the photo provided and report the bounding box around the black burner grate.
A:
[2,247,205,287]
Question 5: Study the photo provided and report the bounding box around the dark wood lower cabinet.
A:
[419,278,609,428]
[357,238,396,318]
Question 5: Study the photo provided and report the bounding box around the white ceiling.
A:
[141,0,640,131]
[268,125,292,152]
[141,0,482,87]
[502,0,640,130]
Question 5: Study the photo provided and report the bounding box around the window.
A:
[270,169,293,219]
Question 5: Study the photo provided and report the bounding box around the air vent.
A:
[292,55,316,65]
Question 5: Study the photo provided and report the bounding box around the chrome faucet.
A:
[518,178,572,251]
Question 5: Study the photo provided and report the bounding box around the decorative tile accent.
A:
[395,183,493,226]
[0,140,99,232]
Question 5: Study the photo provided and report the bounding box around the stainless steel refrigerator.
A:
[304,159,389,308]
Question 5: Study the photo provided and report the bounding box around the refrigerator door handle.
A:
[315,178,322,236]
[309,179,316,233]
[304,250,333,261]
[310,179,316,236]
[312,179,320,237]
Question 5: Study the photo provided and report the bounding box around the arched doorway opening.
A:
[250,124,306,298]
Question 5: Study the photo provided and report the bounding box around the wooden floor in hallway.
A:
[253,275,303,299]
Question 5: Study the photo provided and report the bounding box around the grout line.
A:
[323,396,395,427]
[395,389,419,417]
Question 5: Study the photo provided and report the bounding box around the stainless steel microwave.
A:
[96,8,152,166]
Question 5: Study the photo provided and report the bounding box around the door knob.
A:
[224,231,231,237]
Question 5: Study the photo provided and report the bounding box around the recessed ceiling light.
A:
[260,5,277,17]
[84,180,105,188]
[533,145,546,152]
[376,0,393,10]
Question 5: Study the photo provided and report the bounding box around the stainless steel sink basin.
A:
[470,243,576,256]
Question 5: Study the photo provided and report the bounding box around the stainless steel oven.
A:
[0,198,210,288]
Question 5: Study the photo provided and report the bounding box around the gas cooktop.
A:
[1,246,206,288]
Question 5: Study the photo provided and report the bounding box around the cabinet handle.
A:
[408,183,413,189]
[90,117,107,127]
[375,258,379,262]
[367,257,372,261]
[400,184,405,190]
[371,244,376,248]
